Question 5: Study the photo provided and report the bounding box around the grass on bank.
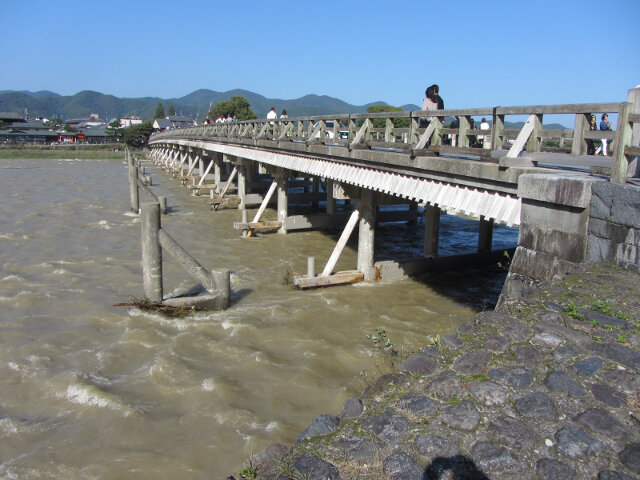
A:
[0,144,131,159]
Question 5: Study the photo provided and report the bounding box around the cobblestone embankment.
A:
[227,262,640,480]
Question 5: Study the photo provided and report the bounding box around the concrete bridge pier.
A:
[193,148,204,179]
[478,216,494,253]
[357,189,377,280]
[408,202,418,227]
[222,154,237,188]
[245,157,257,187]
[276,168,289,234]
[213,152,222,194]
[312,177,320,209]
[423,204,441,258]
[167,146,176,171]
[185,147,194,174]
[169,146,179,173]
[326,179,336,215]
[236,159,247,210]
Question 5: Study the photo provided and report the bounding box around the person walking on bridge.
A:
[421,84,444,127]
[599,113,612,156]
[587,114,597,155]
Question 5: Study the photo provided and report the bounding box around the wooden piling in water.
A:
[140,202,230,310]
[307,256,315,278]
[129,165,139,213]
[141,202,163,302]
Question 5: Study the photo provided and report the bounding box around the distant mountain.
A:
[0,90,570,129]
[0,90,59,98]
[0,89,396,121]
[504,121,568,130]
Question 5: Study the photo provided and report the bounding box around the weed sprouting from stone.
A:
[497,250,512,271]
[238,459,258,479]
[594,299,616,316]
[564,301,585,321]
[366,327,398,357]
[593,299,632,322]
[274,459,305,480]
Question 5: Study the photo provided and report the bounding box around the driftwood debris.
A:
[113,297,216,317]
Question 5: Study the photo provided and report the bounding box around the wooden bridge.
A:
[147,87,640,288]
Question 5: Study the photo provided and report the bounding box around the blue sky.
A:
[3,0,639,110]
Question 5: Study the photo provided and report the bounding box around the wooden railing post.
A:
[409,114,420,145]
[348,117,357,141]
[492,110,504,150]
[627,87,640,178]
[526,114,543,153]
[611,102,633,184]
[385,118,394,143]
[571,113,589,156]
[458,116,470,148]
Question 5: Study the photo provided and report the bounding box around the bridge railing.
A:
[150,99,638,182]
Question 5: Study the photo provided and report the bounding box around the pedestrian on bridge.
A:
[599,113,612,156]
[587,114,597,155]
[421,84,444,127]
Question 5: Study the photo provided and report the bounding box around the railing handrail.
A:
[150,97,639,183]
[153,101,624,130]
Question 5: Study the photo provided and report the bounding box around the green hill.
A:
[0,89,391,121]
[0,90,570,129]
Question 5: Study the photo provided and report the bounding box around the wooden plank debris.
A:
[233,220,282,232]
[293,270,364,289]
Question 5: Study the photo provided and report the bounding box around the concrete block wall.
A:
[588,182,640,272]
[509,174,598,283]
[499,173,640,305]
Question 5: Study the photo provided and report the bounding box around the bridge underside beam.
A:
[151,141,523,227]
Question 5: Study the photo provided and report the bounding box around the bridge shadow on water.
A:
[374,211,517,312]
[412,262,510,312]
[286,201,518,311]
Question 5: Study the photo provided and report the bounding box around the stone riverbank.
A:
[226,262,640,480]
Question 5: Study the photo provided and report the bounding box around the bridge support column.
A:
[276,168,289,234]
[478,216,494,253]
[186,148,194,173]
[326,179,336,215]
[190,148,203,178]
[424,204,440,258]
[312,177,320,208]
[237,159,247,209]
[245,159,255,188]
[408,202,418,226]
[213,152,222,194]
[357,189,376,281]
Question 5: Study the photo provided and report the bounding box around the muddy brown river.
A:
[0,157,517,478]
